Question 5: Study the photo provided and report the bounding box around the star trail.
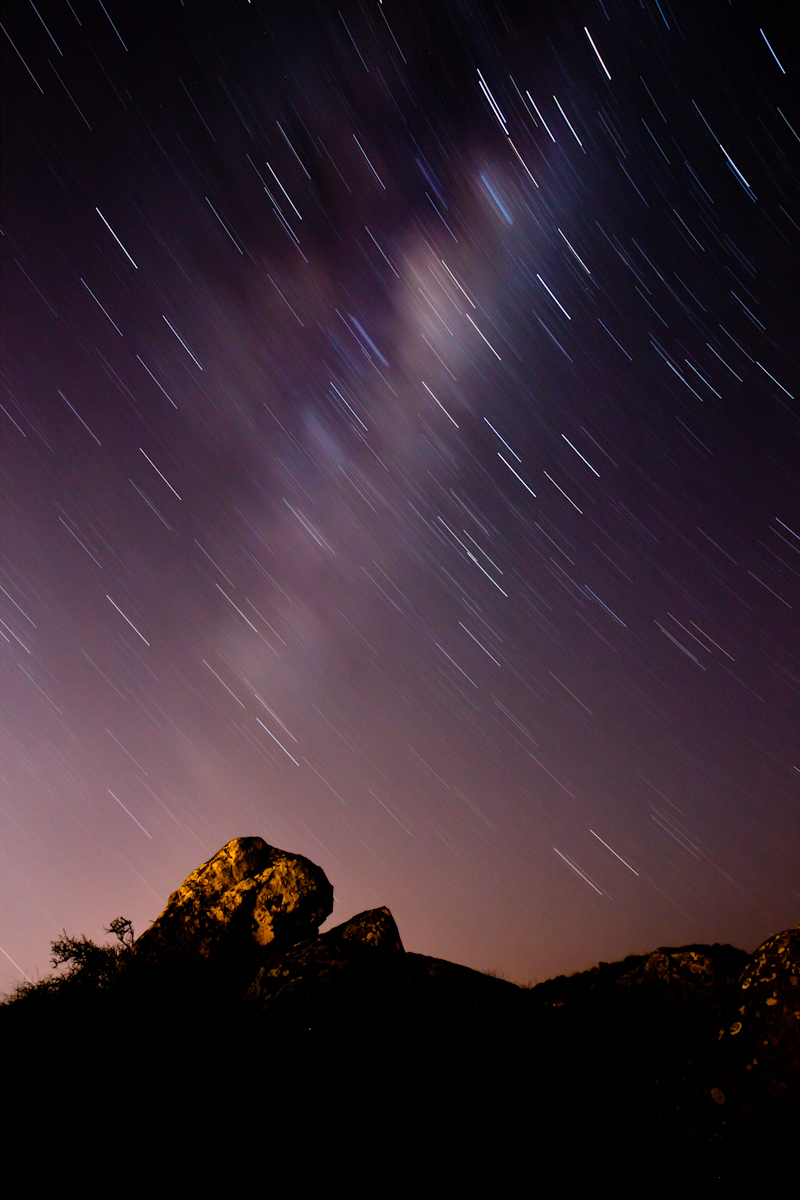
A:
[1,0,797,994]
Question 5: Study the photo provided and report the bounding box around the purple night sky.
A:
[1,0,797,996]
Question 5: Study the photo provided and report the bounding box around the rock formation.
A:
[128,835,333,987]
[245,902,527,1039]
[245,904,405,1021]
[709,925,800,1119]
[4,835,797,1182]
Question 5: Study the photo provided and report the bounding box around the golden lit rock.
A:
[130,836,333,980]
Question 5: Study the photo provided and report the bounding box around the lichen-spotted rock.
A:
[714,925,800,1112]
[616,948,719,1003]
[130,837,333,980]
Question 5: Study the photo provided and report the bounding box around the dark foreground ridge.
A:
[5,837,798,1181]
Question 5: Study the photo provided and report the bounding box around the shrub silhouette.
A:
[2,917,134,1007]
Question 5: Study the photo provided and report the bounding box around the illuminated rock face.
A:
[4,833,797,1181]
[131,836,333,978]
[712,926,800,1114]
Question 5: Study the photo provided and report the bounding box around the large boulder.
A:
[710,925,800,1120]
[246,905,405,1024]
[129,836,333,986]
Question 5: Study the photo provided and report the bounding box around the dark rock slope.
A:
[4,837,797,1182]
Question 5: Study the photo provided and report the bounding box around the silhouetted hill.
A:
[4,838,797,1182]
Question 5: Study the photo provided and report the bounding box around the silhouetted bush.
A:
[1,917,134,1008]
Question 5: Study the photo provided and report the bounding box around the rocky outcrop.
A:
[524,930,799,1179]
[528,941,750,1009]
[706,926,800,1122]
[245,904,525,1036]
[4,836,797,1181]
[129,836,333,985]
[245,905,405,1024]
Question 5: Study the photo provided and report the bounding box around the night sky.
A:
[2,0,798,997]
